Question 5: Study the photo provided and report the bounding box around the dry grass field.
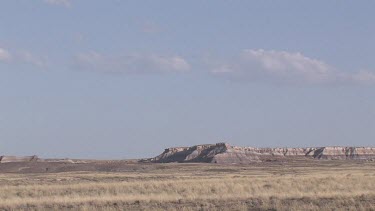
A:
[0,161,374,210]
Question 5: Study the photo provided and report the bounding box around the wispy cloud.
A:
[210,49,375,84]
[350,70,375,84]
[43,0,71,7]
[0,48,12,62]
[75,52,190,74]
[74,52,190,74]
[0,47,48,68]
[17,51,48,67]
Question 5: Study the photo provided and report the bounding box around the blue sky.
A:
[1,0,375,158]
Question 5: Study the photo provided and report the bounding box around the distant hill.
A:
[150,143,375,164]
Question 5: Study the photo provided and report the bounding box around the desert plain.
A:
[0,156,375,210]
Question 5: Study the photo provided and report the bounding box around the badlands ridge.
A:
[151,143,375,164]
[1,143,375,164]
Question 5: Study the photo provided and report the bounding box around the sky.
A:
[1,1,375,159]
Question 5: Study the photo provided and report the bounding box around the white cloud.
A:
[0,48,48,68]
[17,51,48,67]
[74,52,190,74]
[0,48,12,62]
[350,70,375,84]
[43,0,71,7]
[210,49,375,84]
[211,49,337,84]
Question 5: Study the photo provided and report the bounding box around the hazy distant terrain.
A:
[0,161,374,210]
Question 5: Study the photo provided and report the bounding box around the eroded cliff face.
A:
[152,143,258,163]
[311,147,375,160]
[0,156,39,163]
[151,143,375,164]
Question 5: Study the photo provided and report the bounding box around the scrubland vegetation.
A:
[0,162,374,210]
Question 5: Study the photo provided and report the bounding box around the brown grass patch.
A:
[0,162,374,210]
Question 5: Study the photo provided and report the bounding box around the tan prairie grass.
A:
[0,162,374,210]
[1,176,375,200]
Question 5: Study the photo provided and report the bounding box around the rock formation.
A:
[151,143,375,164]
[152,143,260,164]
[0,155,39,163]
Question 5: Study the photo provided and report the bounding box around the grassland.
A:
[0,161,374,210]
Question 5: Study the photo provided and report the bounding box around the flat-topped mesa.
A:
[311,146,375,160]
[151,143,229,163]
[152,143,260,164]
[0,155,39,163]
[240,147,315,156]
[152,143,375,164]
